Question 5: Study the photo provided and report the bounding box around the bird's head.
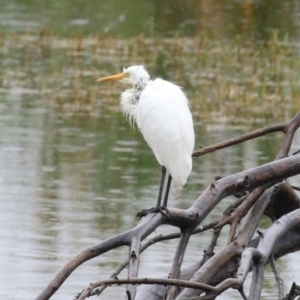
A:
[97,65,150,88]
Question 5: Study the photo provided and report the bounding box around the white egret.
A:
[97,66,194,215]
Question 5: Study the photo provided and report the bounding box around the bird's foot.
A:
[136,207,170,220]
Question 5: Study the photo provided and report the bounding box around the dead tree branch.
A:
[192,112,300,158]
[36,154,300,300]
[36,112,300,300]
[78,209,300,300]
[269,255,284,299]
[91,221,218,298]
[77,277,216,300]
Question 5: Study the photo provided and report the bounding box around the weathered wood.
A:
[36,112,300,300]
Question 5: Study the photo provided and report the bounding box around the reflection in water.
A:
[0,1,300,299]
[0,90,299,299]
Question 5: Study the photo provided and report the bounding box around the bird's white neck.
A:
[120,79,149,126]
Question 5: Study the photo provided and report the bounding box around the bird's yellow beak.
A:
[97,72,127,82]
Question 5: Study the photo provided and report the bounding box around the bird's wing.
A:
[136,78,195,189]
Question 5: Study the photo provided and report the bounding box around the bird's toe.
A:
[136,207,169,220]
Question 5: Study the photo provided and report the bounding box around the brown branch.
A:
[269,255,284,299]
[283,282,300,300]
[37,154,300,300]
[290,185,300,192]
[37,110,300,299]
[77,277,217,300]
[188,154,300,225]
[257,210,300,263]
[35,213,165,300]
[248,251,264,299]
[238,288,249,300]
[166,229,193,300]
[277,112,300,159]
[192,112,300,158]
[79,204,300,300]
[172,153,300,298]
[89,221,218,298]
[211,111,300,239]
[205,227,222,262]
[217,209,300,299]
[193,124,284,157]
[95,225,300,300]
[250,209,300,297]
[265,182,300,221]
[127,235,141,299]
[177,187,274,299]
[184,209,300,299]
[34,111,300,300]
[185,182,300,296]
[215,187,265,238]
[216,247,263,294]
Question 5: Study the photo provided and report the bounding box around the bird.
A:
[97,65,194,216]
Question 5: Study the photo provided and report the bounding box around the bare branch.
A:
[290,185,300,192]
[127,235,142,298]
[177,188,273,299]
[77,277,217,300]
[37,154,300,300]
[192,111,300,158]
[87,221,219,298]
[238,288,249,300]
[36,111,300,300]
[283,282,300,300]
[166,229,193,299]
[269,255,284,300]
[192,123,285,157]
[248,209,300,299]
[35,213,165,300]
[248,252,264,299]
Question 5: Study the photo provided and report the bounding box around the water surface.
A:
[0,1,300,299]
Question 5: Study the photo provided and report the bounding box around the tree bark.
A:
[35,112,300,300]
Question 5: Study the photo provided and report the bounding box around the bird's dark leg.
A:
[136,166,170,219]
[156,166,166,208]
[162,174,172,208]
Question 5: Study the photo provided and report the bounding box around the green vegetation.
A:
[1,30,299,123]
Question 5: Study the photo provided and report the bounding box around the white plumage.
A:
[98,65,194,206]
[135,78,194,189]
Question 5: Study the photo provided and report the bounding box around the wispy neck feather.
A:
[120,88,140,127]
[120,76,149,127]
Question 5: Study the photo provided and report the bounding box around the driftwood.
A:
[36,112,300,300]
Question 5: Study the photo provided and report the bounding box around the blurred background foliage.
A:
[1,0,299,122]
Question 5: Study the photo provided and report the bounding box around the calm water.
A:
[1,1,300,299]
[0,0,299,40]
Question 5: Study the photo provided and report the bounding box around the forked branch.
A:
[36,112,300,300]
